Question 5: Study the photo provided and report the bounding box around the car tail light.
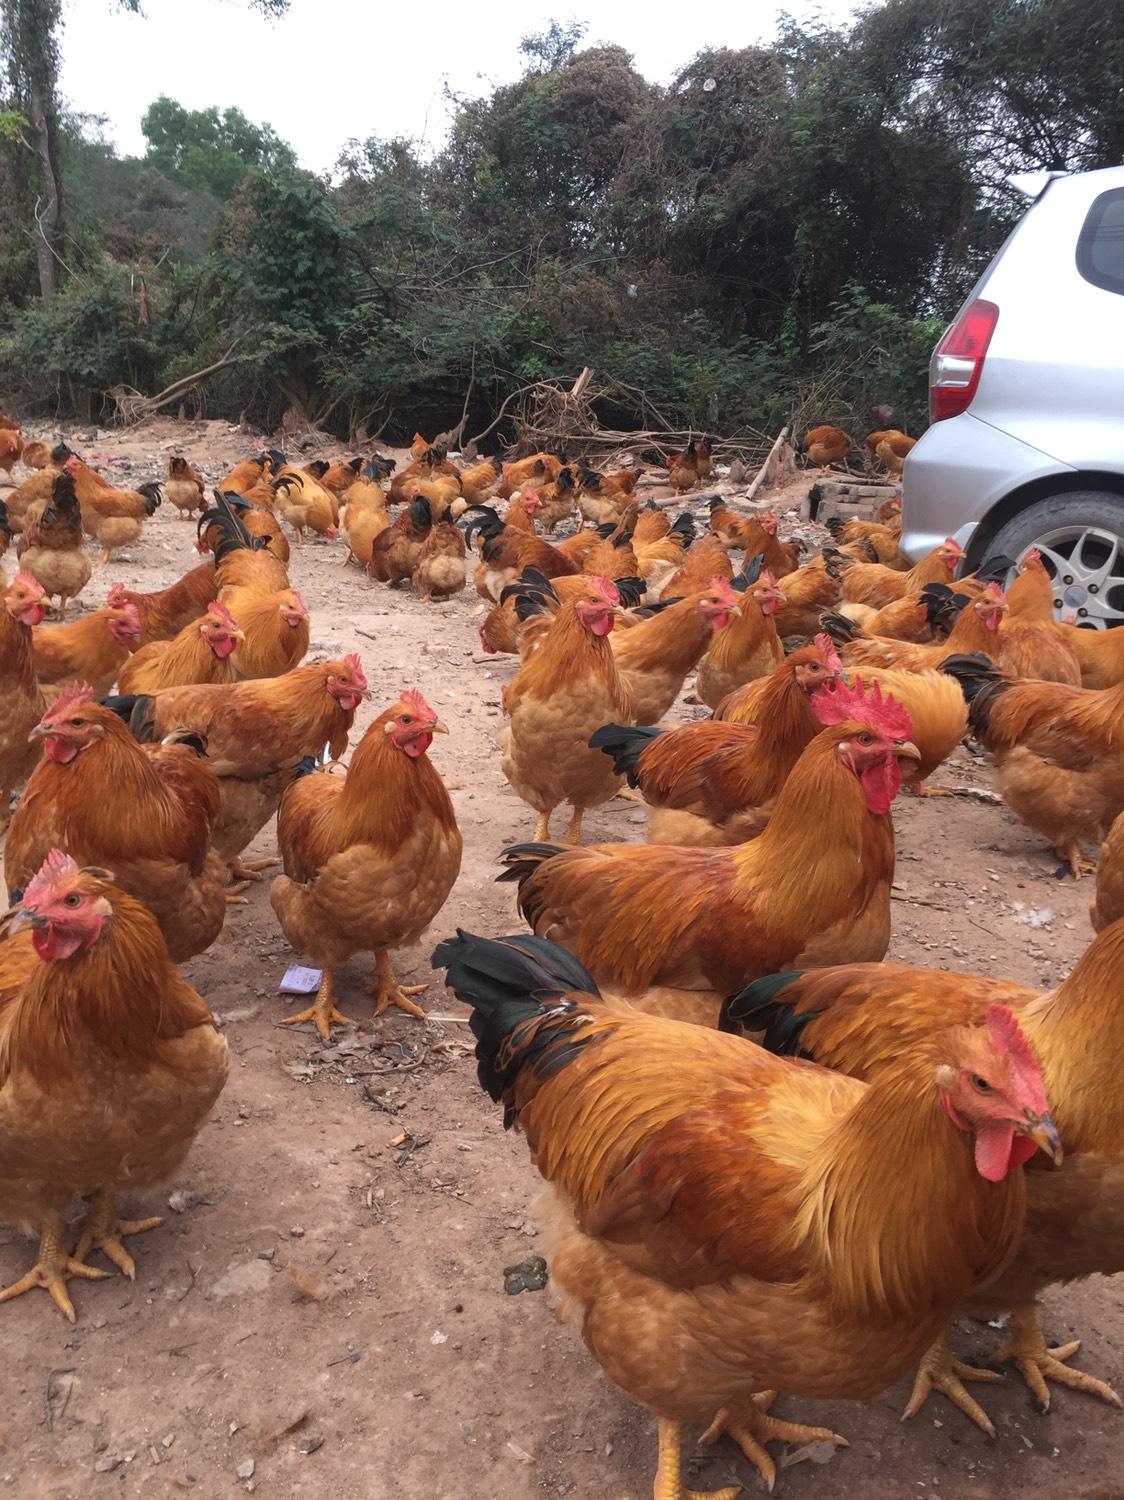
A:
[929,298,1000,422]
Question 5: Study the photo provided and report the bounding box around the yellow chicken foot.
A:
[281,965,353,1040]
[903,783,953,797]
[564,806,585,843]
[229,856,279,881]
[990,1301,1123,1411]
[652,1418,740,1500]
[0,1212,108,1322]
[1055,841,1097,879]
[97,547,112,565]
[74,1187,162,1279]
[367,950,427,1018]
[901,1325,1002,1436]
[532,810,552,842]
[701,1395,847,1493]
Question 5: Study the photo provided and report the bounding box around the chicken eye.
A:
[971,1074,992,1093]
[63,893,81,908]
[401,715,412,724]
[70,718,83,727]
[857,732,873,745]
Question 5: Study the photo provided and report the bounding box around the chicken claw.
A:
[281,965,353,1040]
[367,950,426,1018]
[901,1326,1002,1437]
[0,1212,108,1322]
[701,1393,847,1493]
[653,1417,740,1500]
[989,1302,1122,1412]
[74,1187,163,1280]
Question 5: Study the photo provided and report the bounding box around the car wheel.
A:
[988,491,1124,628]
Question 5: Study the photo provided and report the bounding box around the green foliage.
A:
[141,96,296,198]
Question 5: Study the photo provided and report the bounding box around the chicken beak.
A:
[1021,1113,1063,1165]
[28,723,48,741]
[895,740,922,763]
[429,719,449,735]
[4,905,43,935]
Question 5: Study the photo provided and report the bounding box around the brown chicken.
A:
[198,489,291,563]
[827,537,964,609]
[270,689,463,1039]
[6,687,226,963]
[456,454,503,508]
[727,923,1124,1434]
[531,466,578,533]
[105,655,368,893]
[165,456,206,519]
[1090,812,1124,931]
[117,601,244,695]
[823,512,907,566]
[495,451,564,501]
[941,652,1124,877]
[412,518,468,602]
[219,586,309,679]
[18,439,51,472]
[4,464,67,532]
[16,470,91,615]
[501,578,637,843]
[770,560,843,637]
[105,566,217,646]
[802,424,852,468]
[478,571,645,658]
[666,441,699,495]
[499,678,919,1007]
[592,638,843,846]
[207,500,291,595]
[824,582,1006,674]
[866,428,916,478]
[0,422,22,478]
[340,492,390,570]
[465,507,580,601]
[62,456,162,564]
[0,571,50,825]
[576,465,640,527]
[437,930,1057,1497]
[272,469,339,542]
[367,497,433,586]
[695,568,785,710]
[607,580,739,723]
[0,851,227,1321]
[32,597,142,698]
[313,456,364,496]
[216,455,270,494]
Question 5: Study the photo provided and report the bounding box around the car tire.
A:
[987,490,1124,628]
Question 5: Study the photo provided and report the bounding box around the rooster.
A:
[6,686,226,963]
[666,441,699,495]
[270,690,462,1039]
[501,578,636,844]
[16,470,91,615]
[464,506,580,600]
[0,851,227,1321]
[62,455,162,564]
[0,571,50,826]
[434,930,1059,1497]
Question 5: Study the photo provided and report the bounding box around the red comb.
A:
[105,581,128,605]
[11,569,46,596]
[755,569,778,589]
[587,576,620,605]
[400,687,437,720]
[43,681,94,721]
[982,581,1007,602]
[342,652,367,688]
[24,849,81,909]
[1022,547,1041,567]
[810,676,913,740]
[943,537,962,551]
[710,576,738,605]
[985,1004,1048,1113]
[813,632,844,671]
[206,600,239,631]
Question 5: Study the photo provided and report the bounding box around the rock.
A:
[210,1259,274,1299]
[235,1459,255,1480]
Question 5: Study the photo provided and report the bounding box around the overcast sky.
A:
[59,0,861,175]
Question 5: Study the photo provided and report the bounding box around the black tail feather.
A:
[719,972,820,1054]
[587,722,662,779]
[98,693,157,742]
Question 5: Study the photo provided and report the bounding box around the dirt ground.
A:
[0,417,1120,1500]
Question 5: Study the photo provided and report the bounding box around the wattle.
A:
[338,692,361,711]
[588,614,613,637]
[45,736,79,764]
[974,1121,1023,1182]
[402,731,434,758]
[860,755,902,815]
[31,926,86,961]
[211,637,236,659]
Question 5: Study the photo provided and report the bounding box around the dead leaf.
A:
[779,1439,840,1470]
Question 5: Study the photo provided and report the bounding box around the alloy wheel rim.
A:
[1017,525,1124,628]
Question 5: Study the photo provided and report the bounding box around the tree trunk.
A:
[27,79,59,304]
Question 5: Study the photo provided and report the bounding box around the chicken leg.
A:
[225,856,281,902]
[281,965,353,1040]
[367,949,426,1018]
[564,805,585,843]
[653,1418,739,1500]
[900,1325,1003,1436]
[701,1393,847,1493]
[533,810,553,842]
[74,1187,163,1279]
[989,1301,1122,1412]
[0,1211,108,1322]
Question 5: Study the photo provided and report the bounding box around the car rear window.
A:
[1077,187,1124,296]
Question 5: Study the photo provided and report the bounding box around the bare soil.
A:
[0,418,1119,1500]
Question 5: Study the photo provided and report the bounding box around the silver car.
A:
[901,165,1124,626]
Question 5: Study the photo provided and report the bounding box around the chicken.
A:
[576,464,640,527]
[367,496,433,586]
[313,456,364,496]
[339,491,390,570]
[198,487,291,563]
[270,690,463,1039]
[592,638,842,845]
[219,586,309,680]
[607,579,739,724]
[271,468,339,542]
[772,560,842,637]
[117,602,244,694]
[0,851,227,1321]
[802,424,852,469]
[0,423,22,479]
[694,434,715,483]
[412,518,467,602]
[709,503,802,577]
[0,499,10,561]
[532,466,578,533]
[31,597,142,698]
[866,428,916,479]
[206,497,291,595]
[726,920,1124,1433]
[495,451,563,501]
[456,454,503,508]
[15,470,91,615]
[826,537,964,609]
[0,571,50,826]
[823,512,907,566]
[625,507,694,590]
[62,457,162,564]
[501,578,637,844]
[103,655,368,894]
[940,652,1124,877]
[216,455,270,494]
[386,445,458,506]
[18,439,51,472]
[464,507,580,601]
[478,571,645,658]
[4,464,66,532]
[502,490,541,534]
[105,566,218,646]
[666,441,699,495]
[6,687,226,963]
[695,567,784,710]
[1090,812,1124,931]
[499,677,919,1006]
[823,582,1006,674]
[406,473,465,520]
[434,930,1058,1497]
[164,456,206,519]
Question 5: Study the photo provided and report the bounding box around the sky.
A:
[59,0,861,175]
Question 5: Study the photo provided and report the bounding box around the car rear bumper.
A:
[900,415,1076,561]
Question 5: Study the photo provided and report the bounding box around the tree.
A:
[141,97,296,198]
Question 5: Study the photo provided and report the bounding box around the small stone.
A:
[235,1459,255,1480]
[295,1436,324,1455]
[290,1226,305,1238]
[162,1435,175,1449]
[257,1248,276,1262]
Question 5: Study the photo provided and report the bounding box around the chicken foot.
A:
[533,810,553,842]
[281,965,353,1040]
[1054,841,1098,879]
[989,1301,1122,1412]
[225,856,280,901]
[564,806,585,843]
[367,949,427,1019]
[0,1211,108,1323]
[900,1325,1003,1437]
[701,1392,847,1493]
[74,1187,162,1279]
[653,1418,739,1500]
